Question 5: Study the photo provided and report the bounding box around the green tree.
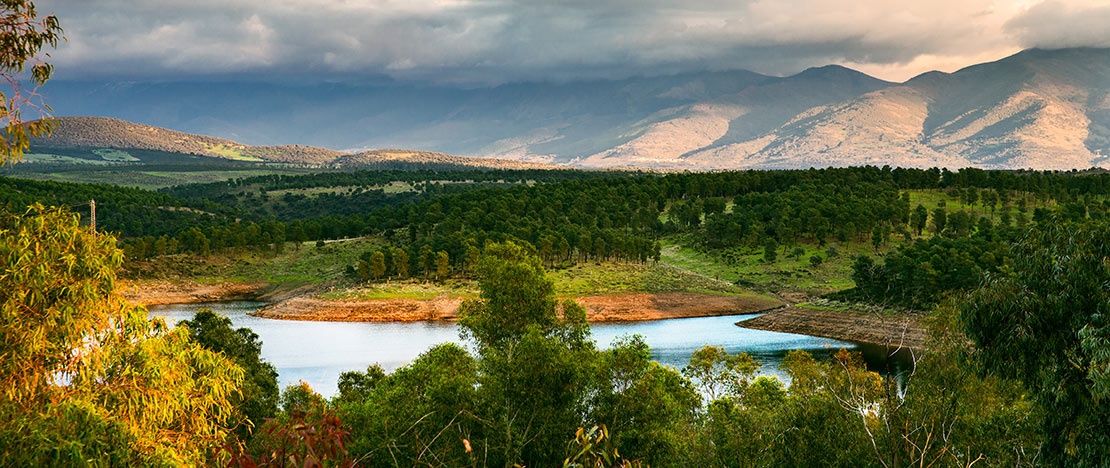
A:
[393,247,409,279]
[0,205,242,465]
[420,244,435,280]
[910,204,928,235]
[459,241,595,465]
[930,207,947,235]
[589,335,700,464]
[465,242,480,274]
[356,258,370,281]
[871,224,884,250]
[892,304,1042,467]
[682,345,759,402]
[960,222,1110,464]
[762,238,778,263]
[337,344,478,466]
[459,241,562,347]
[370,250,386,281]
[435,249,450,281]
[179,308,280,441]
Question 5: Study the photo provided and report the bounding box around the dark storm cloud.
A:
[1005,1,1110,49]
[35,0,1109,84]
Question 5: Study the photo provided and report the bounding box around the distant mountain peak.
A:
[38,47,1110,171]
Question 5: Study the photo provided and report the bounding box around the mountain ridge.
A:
[29,116,563,171]
[38,47,1110,170]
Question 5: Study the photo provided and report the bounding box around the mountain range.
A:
[39,47,1110,171]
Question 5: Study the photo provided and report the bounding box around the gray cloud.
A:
[35,0,1108,84]
[1005,1,1110,49]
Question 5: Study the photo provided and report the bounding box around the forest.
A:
[3,164,1110,466]
[4,165,1108,305]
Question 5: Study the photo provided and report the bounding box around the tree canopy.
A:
[0,205,244,464]
[960,221,1110,464]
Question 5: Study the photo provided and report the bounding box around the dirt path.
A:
[737,306,927,350]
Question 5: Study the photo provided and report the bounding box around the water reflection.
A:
[149,301,905,398]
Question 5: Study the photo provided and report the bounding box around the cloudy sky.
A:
[38,0,1110,85]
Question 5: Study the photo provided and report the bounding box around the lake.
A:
[148,301,903,397]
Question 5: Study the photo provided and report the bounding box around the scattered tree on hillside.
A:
[910,204,928,235]
[393,247,409,279]
[370,250,386,281]
[435,250,449,281]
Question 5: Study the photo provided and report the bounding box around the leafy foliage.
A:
[0,0,61,164]
[961,222,1110,464]
[180,308,280,441]
[0,205,242,464]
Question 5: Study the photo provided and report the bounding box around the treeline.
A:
[165,168,623,197]
[6,167,1110,284]
[164,169,630,220]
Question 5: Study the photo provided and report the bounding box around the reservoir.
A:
[149,301,898,397]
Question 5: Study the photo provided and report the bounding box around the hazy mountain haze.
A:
[40,48,1110,170]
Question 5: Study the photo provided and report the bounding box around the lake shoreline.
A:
[122,279,786,323]
[123,280,926,348]
[736,305,927,350]
[120,279,270,306]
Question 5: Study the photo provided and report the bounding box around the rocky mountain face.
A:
[41,48,1110,170]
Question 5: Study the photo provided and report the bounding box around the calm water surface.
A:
[149,301,883,397]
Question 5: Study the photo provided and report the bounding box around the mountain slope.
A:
[578,65,894,168]
[32,116,346,164]
[698,48,1110,170]
[39,48,1110,170]
[27,117,562,171]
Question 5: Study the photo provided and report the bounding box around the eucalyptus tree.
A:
[0,0,61,164]
[961,222,1110,464]
[0,205,242,464]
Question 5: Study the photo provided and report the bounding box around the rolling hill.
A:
[32,116,345,164]
[27,117,561,171]
[38,47,1110,170]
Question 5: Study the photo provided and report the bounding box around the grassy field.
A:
[20,152,113,165]
[8,168,323,190]
[93,149,140,162]
[659,238,879,296]
[127,233,789,302]
[905,188,1050,225]
[320,280,477,301]
[204,144,265,162]
[549,261,747,296]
